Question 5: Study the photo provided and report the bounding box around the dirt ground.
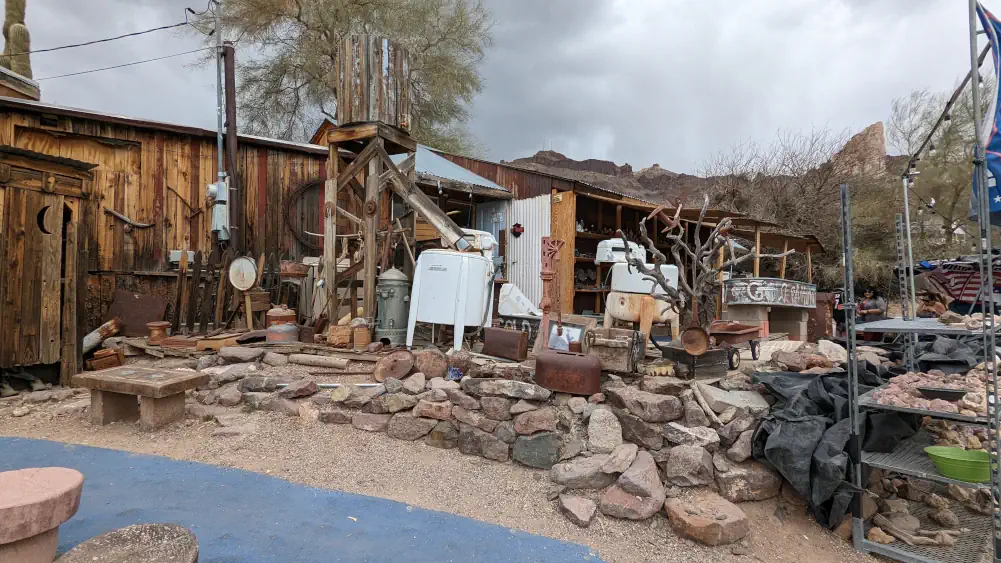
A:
[0,384,874,563]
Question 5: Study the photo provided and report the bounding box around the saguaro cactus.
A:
[0,0,30,79]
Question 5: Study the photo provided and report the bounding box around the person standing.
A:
[859,288,887,322]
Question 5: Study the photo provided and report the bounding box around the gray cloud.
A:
[30,0,978,174]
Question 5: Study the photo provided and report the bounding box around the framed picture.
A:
[531,314,599,355]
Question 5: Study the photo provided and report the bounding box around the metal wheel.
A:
[728,349,740,370]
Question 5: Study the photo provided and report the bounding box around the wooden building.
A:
[0,96,329,329]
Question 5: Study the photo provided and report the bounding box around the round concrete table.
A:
[57,523,198,563]
[0,466,84,563]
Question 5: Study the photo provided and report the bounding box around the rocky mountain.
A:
[503,151,702,203]
[503,122,894,205]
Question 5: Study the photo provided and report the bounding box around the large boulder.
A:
[606,386,683,422]
[663,445,714,487]
[387,412,438,440]
[697,384,768,415]
[716,461,782,503]
[452,405,499,433]
[458,423,510,462]
[444,388,480,411]
[342,385,386,409]
[639,376,688,396]
[664,493,749,546]
[587,408,623,454]
[206,363,259,389]
[772,351,808,372]
[817,340,848,364]
[366,393,420,414]
[401,373,426,395]
[618,451,664,498]
[461,378,552,401]
[513,407,557,435]
[719,414,757,446]
[601,443,638,474]
[512,432,563,469]
[617,411,664,450]
[259,394,299,416]
[598,484,665,520]
[551,455,616,489]
[662,423,720,451]
[351,413,392,432]
[218,346,265,364]
[726,429,754,463]
[276,379,318,399]
[425,421,459,449]
[558,495,597,528]
[493,420,517,444]
[215,385,242,407]
[413,400,453,420]
[480,396,514,420]
[680,389,710,428]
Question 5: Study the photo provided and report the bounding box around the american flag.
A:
[930,259,1001,302]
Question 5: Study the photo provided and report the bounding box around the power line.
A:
[10,21,193,57]
[35,47,213,81]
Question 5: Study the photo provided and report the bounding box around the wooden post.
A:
[615,205,622,232]
[363,140,383,319]
[807,246,813,284]
[716,246,724,319]
[324,146,339,322]
[753,225,761,277]
[779,240,789,279]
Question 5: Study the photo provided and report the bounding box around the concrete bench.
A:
[0,467,84,563]
[73,366,207,430]
[57,523,198,563]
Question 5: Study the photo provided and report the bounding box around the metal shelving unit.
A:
[842,192,1000,562]
[841,4,1001,561]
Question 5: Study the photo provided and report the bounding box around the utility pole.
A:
[223,41,241,253]
[214,0,225,223]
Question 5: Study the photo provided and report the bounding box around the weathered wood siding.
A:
[0,110,327,272]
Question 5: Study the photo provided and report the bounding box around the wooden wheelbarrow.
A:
[709,321,760,370]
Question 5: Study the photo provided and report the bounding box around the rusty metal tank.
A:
[266,322,299,343]
[266,305,297,327]
[534,350,601,395]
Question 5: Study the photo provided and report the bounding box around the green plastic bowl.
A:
[924,446,991,483]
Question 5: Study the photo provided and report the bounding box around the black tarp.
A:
[752,367,919,529]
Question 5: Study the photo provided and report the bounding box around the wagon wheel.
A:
[750,340,760,360]
[728,348,740,370]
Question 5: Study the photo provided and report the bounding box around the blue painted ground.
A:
[1,437,604,563]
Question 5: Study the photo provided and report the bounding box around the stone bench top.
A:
[0,467,84,544]
[56,523,198,563]
[73,367,208,399]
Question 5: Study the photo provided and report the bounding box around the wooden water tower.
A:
[324,35,468,324]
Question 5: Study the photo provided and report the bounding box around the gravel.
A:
[0,373,873,563]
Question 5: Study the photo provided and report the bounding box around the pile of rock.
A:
[186,345,786,547]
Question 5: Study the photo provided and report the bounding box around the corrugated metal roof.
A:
[393,145,508,193]
[0,96,328,155]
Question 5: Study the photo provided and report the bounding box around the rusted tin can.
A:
[534,350,601,395]
[266,305,297,327]
[267,322,299,343]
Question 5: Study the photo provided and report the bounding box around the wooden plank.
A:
[753,225,761,277]
[807,247,813,284]
[152,133,165,267]
[197,251,217,334]
[550,190,576,315]
[185,250,203,333]
[363,146,381,317]
[189,139,201,252]
[170,250,188,332]
[214,251,232,330]
[60,219,79,384]
[112,172,126,270]
[779,240,789,279]
[18,189,42,365]
[39,194,64,364]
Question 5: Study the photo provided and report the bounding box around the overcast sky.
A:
[32,0,975,173]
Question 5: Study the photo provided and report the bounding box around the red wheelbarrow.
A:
[709,321,761,370]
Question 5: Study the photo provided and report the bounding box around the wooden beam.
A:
[336,142,380,191]
[324,148,340,321]
[779,240,789,279]
[363,139,383,318]
[335,154,366,202]
[753,225,761,277]
[337,205,362,226]
[615,205,623,231]
[327,123,379,145]
[807,247,813,284]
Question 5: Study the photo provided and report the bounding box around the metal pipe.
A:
[274,383,381,389]
[968,1,1000,559]
[900,177,918,323]
[214,1,224,187]
[840,183,864,548]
